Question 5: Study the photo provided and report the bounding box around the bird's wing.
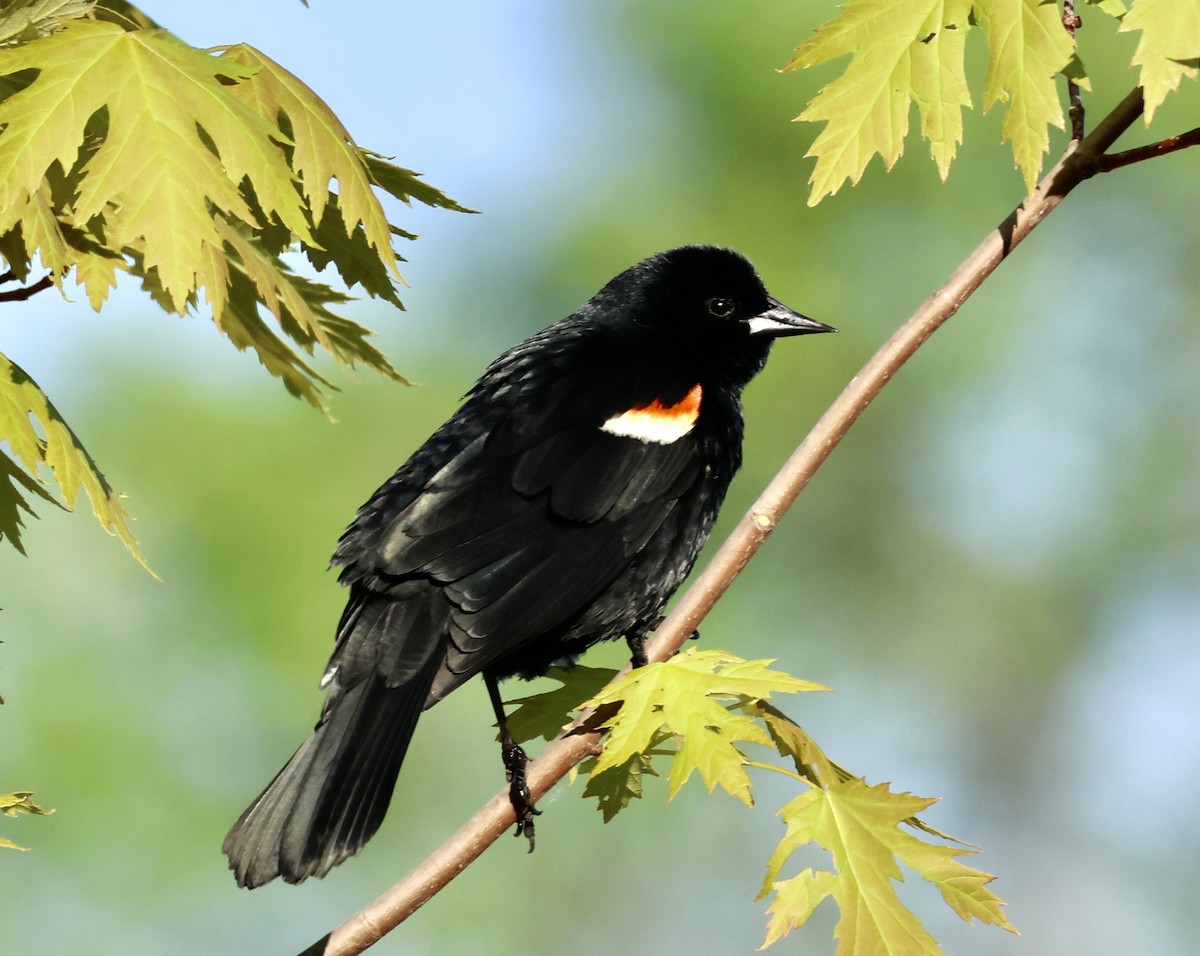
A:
[329,402,707,698]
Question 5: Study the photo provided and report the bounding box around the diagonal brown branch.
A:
[298,86,1148,956]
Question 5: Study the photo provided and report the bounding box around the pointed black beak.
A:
[745,297,837,338]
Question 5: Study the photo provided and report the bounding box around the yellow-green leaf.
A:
[911,2,973,179]
[753,699,849,787]
[0,20,304,310]
[582,752,658,822]
[217,44,401,279]
[0,352,145,565]
[71,246,126,310]
[0,446,56,555]
[503,665,618,744]
[783,0,974,204]
[891,828,1013,929]
[210,222,406,410]
[585,649,825,801]
[759,868,837,950]
[0,0,93,45]
[1119,0,1200,122]
[974,0,1074,194]
[759,777,1015,951]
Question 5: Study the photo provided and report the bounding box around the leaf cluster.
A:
[785,0,1199,203]
[515,650,1015,952]
[0,3,469,560]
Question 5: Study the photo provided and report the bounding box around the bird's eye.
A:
[707,297,736,318]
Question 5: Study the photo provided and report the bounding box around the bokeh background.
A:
[3,2,1198,953]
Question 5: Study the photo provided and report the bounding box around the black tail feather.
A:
[222,658,438,888]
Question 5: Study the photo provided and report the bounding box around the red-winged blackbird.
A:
[222,246,834,888]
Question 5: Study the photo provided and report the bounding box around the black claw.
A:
[486,672,543,849]
[501,739,539,850]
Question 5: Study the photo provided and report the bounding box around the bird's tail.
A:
[222,658,438,888]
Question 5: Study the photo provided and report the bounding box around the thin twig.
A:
[1098,127,1200,171]
[1062,2,1085,141]
[0,275,54,302]
[298,86,1149,956]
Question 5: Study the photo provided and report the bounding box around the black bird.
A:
[222,246,834,888]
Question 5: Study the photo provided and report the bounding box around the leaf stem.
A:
[743,759,810,785]
[1062,2,1085,141]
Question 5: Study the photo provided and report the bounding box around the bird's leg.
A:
[484,672,540,851]
[626,616,701,667]
[626,630,650,668]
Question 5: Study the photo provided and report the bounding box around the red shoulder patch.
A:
[600,384,702,444]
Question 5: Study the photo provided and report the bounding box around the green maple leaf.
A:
[0,16,473,557]
[786,0,1078,202]
[753,699,849,786]
[1119,0,1200,122]
[783,0,974,205]
[585,649,827,805]
[974,0,1075,193]
[0,352,145,566]
[0,446,56,555]
[502,665,618,744]
[215,43,400,277]
[758,777,1015,952]
[582,751,659,822]
[0,20,303,308]
[760,868,838,950]
[0,0,93,45]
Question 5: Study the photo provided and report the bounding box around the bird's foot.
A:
[501,738,540,851]
[626,619,701,667]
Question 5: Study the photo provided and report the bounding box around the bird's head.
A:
[588,245,835,387]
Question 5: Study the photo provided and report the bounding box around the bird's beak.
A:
[745,297,837,338]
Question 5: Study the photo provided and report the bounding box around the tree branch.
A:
[0,274,54,302]
[298,86,1149,956]
[1098,126,1200,172]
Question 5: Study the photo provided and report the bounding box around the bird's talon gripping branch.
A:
[501,738,540,850]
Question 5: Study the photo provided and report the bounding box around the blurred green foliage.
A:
[2,1,1198,954]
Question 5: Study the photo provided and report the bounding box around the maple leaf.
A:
[582,751,659,822]
[502,665,618,744]
[585,649,827,805]
[0,352,146,567]
[1119,0,1200,122]
[786,0,1080,201]
[215,44,398,275]
[0,21,295,306]
[758,777,1015,952]
[0,0,93,45]
[783,0,974,205]
[760,868,838,950]
[973,0,1075,193]
[0,15,472,557]
[0,446,56,555]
